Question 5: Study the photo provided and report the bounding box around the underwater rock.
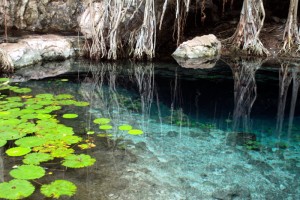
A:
[226,132,257,146]
[167,131,179,137]
[0,35,75,70]
[172,34,221,59]
[212,184,251,200]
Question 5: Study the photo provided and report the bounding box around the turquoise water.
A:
[1,59,300,199]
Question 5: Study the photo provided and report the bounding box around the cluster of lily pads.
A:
[0,77,144,199]
[0,78,98,199]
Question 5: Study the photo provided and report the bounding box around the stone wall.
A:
[0,0,88,32]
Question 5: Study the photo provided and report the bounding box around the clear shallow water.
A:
[1,59,300,199]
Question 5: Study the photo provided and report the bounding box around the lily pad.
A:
[40,180,77,199]
[15,136,47,148]
[99,125,113,130]
[93,118,111,124]
[128,129,144,135]
[23,152,53,165]
[10,165,45,180]
[36,93,54,99]
[0,78,9,83]
[51,148,75,158]
[74,101,90,107]
[55,94,74,100]
[12,87,32,94]
[6,147,31,156]
[0,130,27,141]
[0,139,7,147]
[62,154,96,168]
[0,179,35,200]
[118,124,133,131]
[62,114,78,119]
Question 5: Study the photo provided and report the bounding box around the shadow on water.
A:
[1,56,300,199]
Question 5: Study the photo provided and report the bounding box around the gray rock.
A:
[212,184,251,200]
[172,34,221,59]
[0,35,75,69]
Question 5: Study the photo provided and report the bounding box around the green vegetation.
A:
[40,180,77,199]
[0,78,143,199]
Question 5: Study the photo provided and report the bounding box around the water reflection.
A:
[227,58,263,132]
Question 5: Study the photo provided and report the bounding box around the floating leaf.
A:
[0,78,9,83]
[118,124,133,131]
[61,135,82,145]
[15,136,47,148]
[74,101,89,107]
[0,179,35,199]
[55,94,74,100]
[60,79,69,82]
[40,180,77,199]
[128,129,144,135]
[62,154,96,168]
[10,165,45,180]
[6,147,31,156]
[99,125,113,130]
[93,118,111,124]
[36,93,54,99]
[0,139,7,147]
[12,87,32,94]
[23,153,53,165]
[51,148,74,158]
[62,114,78,119]
[86,131,95,135]
[0,130,27,140]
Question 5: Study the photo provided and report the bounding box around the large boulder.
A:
[172,34,221,59]
[0,35,75,70]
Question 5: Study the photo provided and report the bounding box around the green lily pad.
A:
[0,130,27,140]
[12,87,32,94]
[23,152,53,165]
[93,118,111,124]
[62,154,96,168]
[118,124,133,131]
[0,179,35,199]
[73,101,89,107]
[55,94,74,100]
[10,165,45,180]
[0,78,9,83]
[99,125,113,130]
[60,79,69,82]
[40,180,77,199]
[6,147,31,156]
[36,93,54,99]
[15,136,47,148]
[51,148,75,158]
[0,139,7,147]
[62,114,78,119]
[61,135,82,145]
[128,129,144,135]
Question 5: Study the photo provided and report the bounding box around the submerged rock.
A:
[212,184,251,200]
[226,132,257,146]
[172,55,219,69]
[0,35,75,70]
[172,34,221,59]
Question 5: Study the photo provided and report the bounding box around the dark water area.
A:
[1,58,300,199]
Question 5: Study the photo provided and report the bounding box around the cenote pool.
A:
[0,58,300,199]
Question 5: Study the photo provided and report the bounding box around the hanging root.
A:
[0,49,13,72]
[226,0,269,56]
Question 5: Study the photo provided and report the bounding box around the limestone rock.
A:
[0,35,75,70]
[172,34,221,59]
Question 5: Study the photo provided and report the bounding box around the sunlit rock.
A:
[0,35,75,70]
[172,34,221,59]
